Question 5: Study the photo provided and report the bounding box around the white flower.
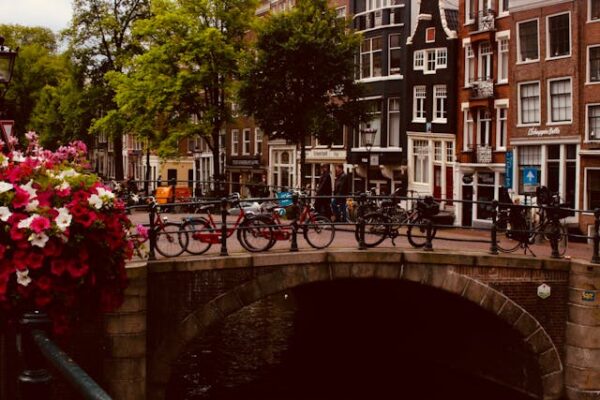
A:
[55,208,72,231]
[25,199,39,212]
[21,180,37,199]
[16,269,31,287]
[0,182,13,193]
[88,194,103,209]
[29,232,49,248]
[58,169,78,179]
[17,215,36,229]
[97,187,115,200]
[55,181,70,191]
[11,151,25,162]
[0,206,11,222]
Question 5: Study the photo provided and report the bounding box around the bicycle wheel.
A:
[303,215,335,249]
[237,216,273,253]
[355,212,389,248]
[496,214,521,253]
[155,222,187,258]
[180,218,213,255]
[406,217,437,248]
[542,222,568,256]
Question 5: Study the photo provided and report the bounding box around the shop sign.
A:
[522,167,539,193]
[231,157,260,167]
[505,150,513,188]
[527,127,560,137]
[306,149,346,160]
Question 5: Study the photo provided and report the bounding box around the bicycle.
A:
[254,193,336,250]
[130,196,188,258]
[357,194,439,248]
[179,193,273,255]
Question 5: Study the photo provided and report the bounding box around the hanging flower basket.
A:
[0,132,135,334]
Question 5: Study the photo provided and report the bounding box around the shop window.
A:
[587,170,600,210]
[518,145,541,194]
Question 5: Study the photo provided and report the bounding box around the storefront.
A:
[303,148,347,193]
[456,167,505,227]
[227,156,264,197]
[269,141,297,192]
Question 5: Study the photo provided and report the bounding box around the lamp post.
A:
[0,35,18,152]
[361,124,376,193]
[193,145,201,198]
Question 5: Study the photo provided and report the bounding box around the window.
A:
[478,110,491,146]
[465,0,475,23]
[426,27,435,43]
[479,42,493,80]
[519,82,540,125]
[547,13,570,58]
[588,104,600,141]
[242,129,250,155]
[361,37,383,78]
[465,44,475,85]
[332,125,344,146]
[413,140,429,183]
[434,141,442,161]
[389,34,401,75]
[360,100,382,147]
[518,20,539,62]
[499,0,509,15]
[464,110,474,150]
[388,98,400,147]
[498,39,509,83]
[446,141,454,162]
[497,107,508,149]
[255,128,263,155]
[427,50,436,72]
[589,46,600,82]
[436,48,448,68]
[433,85,447,123]
[374,10,383,27]
[414,50,424,70]
[549,78,572,123]
[413,86,426,122]
[591,0,600,21]
[518,145,541,194]
[231,129,239,155]
[587,170,600,210]
[336,6,346,18]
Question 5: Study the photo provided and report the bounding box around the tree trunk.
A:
[144,145,150,196]
[212,127,222,197]
[299,135,306,190]
[114,135,124,181]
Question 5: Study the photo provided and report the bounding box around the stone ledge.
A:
[566,322,600,349]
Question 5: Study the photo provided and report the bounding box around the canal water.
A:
[168,280,538,400]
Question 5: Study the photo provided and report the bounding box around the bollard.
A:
[424,218,434,251]
[490,200,499,255]
[148,203,157,261]
[220,198,229,257]
[290,192,299,252]
[358,193,367,250]
[17,311,52,400]
[593,208,600,264]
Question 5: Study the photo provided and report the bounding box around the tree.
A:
[64,0,150,180]
[238,0,367,187]
[108,0,257,193]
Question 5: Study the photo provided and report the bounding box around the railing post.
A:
[148,204,156,261]
[220,198,229,257]
[424,218,434,252]
[490,200,499,255]
[592,208,600,264]
[358,193,367,250]
[290,192,299,252]
[17,311,52,400]
[548,205,561,259]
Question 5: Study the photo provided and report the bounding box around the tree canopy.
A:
[238,0,367,171]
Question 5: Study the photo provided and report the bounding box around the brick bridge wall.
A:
[101,250,600,400]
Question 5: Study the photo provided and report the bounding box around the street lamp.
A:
[0,35,18,151]
[193,145,201,198]
[361,124,376,193]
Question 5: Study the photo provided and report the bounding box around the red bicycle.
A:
[179,193,272,255]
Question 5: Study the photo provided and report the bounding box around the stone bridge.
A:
[100,250,600,400]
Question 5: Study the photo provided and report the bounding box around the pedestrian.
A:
[315,164,332,218]
[332,164,350,222]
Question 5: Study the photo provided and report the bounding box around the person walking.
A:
[315,164,332,218]
[333,164,350,222]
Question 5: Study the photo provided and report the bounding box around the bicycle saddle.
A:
[197,204,215,212]
[262,203,282,212]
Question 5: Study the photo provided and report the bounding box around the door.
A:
[462,185,473,227]
[167,169,177,187]
[446,167,454,205]
[433,165,442,200]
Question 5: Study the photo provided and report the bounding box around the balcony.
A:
[470,79,494,100]
[353,4,405,32]
[469,9,496,43]
[462,145,493,164]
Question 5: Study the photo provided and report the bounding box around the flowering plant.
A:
[0,132,133,334]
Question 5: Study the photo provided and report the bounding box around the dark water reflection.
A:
[168,281,538,400]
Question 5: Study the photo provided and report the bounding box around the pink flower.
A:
[136,224,149,239]
[30,216,50,234]
[11,187,30,209]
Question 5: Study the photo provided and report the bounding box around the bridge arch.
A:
[148,251,564,400]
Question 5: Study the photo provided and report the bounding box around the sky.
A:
[0,0,73,33]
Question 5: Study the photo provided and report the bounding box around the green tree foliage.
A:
[108,0,257,185]
[65,0,150,180]
[1,25,65,137]
[238,0,367,177]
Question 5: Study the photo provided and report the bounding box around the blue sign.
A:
[505,151,513,189]
[522,167,539,185]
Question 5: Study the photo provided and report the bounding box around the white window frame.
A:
[412,139,430,184]
[242,128,251,155]
[586,103,600,142]
[587,45,600,84]
[465,0,475,25]
[478,42,493,81]
[478,109,492,146]
[496,106,508,151]
[254,128,263,155]
[498,37,509,84]
[413,86,426,123]
[436,48,448,69]
[463,108,474,151]
[414,50,424,70]
[464,44,475,87]
[231,129,239,156]
[389,34,401,75]
[360,36,383,79]
[589,0,600,23]
[498,0,510,17]
[425,49,436,74]
[546,12,572,61]
[547,77,572,125]
[517,18,540,64]
[433,85,447,124]
[388,97,401,147]
[518,81,541,127]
